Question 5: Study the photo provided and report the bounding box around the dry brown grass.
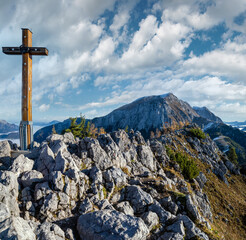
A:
[203,171,246,240]
[165,133,246,240]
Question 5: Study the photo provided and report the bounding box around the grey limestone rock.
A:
[104,167,127,187]
[150,139,169,165]
[0,140,11,158]
[82,137,113,170]
[90,166,103,184]
[0,171,19,216]
[77,210,149,240]
[10,154,34,176]
[166,220,185,236]
[65,228,76,240]
[195,172,207,189]
[212,166,229,185]
[159,196,178,215]
[110,130,138,165]
[35,181,52,201]
[40,192,59,218]
[36,222,65,240]
[0,216,36,240]
[98,133,127,168]
[50,139,67,156]
[195,191,213,221]
[79,198,93,214]
[20,170,43,188]
[186,194,202,222]
[97,199,115,210]
[141,211,159,230]
[158,232,184,240]
[126,185,153,214]
[148,200,174,224]
[224,160,240,175]
[137,145,157,171]
[177,215,209,240]
[46,134,64,143]
[0,202,10,222]
[63,132,76,144]
[35,144,55,178]
[50,171,65,191]
[116,201,134,216]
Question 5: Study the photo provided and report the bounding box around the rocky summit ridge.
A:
[0,124,246,239]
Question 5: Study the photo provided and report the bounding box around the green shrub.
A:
[189,128,206,139]
[227,146,238,165]
[166,146,200,180]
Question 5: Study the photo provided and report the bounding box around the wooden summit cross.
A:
[2,28,48,150]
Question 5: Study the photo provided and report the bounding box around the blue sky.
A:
[0,0,246,123]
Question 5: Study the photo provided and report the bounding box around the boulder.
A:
[98,134,127,168]
[195,191,213,221]
[20,170,43,188]
[40,192,59,219]
[224,160,240,175]
[0,140,11,158]
[177,215,209,240]
[0,216,36,240]
[166,220,185,236]
[195,172,207,189]
[148,200,173,224]
[34,181,52,201]
[150,139,169,165]
[90,166,103,184]
[110,130,138,165]
[50,139,67,156]
[81,138,112,170]
[186,194,202,221]
[77,210,149,240]
[137,145,157,171]
[212,167,229,185]
[35,144,55,178]
[125,185,153,214]
[104,167,127,187]
[0,202,10,222]
[9,154,34,176]
[36,222,65,240]
[115,201,134,216]
[0,171,19,216]
[159,196,178,215]
[79,198,93,214]
[141,211,159,230]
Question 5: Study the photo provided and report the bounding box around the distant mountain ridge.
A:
[193,106,223,123]
[0,120,18,133]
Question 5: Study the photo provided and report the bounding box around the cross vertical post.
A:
[20,28,33,150]
[2,28,48,150]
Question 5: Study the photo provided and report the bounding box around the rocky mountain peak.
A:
[92,93,199,135]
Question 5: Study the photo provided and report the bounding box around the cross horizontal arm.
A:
[2,47,48,56]
[2,47,22,55]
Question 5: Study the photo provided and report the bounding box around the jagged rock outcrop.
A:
[77,210,149,240]
[0,126,243,239]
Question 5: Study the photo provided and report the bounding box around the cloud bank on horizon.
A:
[0,0,246,122]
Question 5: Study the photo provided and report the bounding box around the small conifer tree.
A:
[52,125,56,134]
